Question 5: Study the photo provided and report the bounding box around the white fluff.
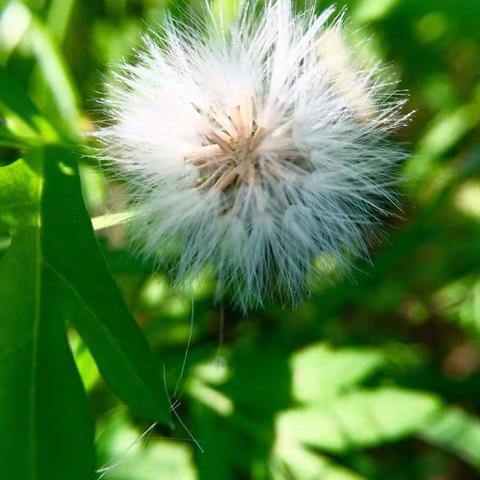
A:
[96,0,408,310]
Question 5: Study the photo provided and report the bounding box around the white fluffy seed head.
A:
[96,0,409,311]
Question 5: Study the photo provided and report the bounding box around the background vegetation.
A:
[0,0,479,479]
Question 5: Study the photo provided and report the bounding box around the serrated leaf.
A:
[291,343,383,404]
[419,407,480,470]
[276,387,441,453]
[273,443,367,480]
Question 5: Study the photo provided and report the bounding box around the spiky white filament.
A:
[96,0,408,310]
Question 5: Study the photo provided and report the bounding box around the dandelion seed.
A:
[96,0,409,311]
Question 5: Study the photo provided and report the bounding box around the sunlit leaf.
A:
[291,343,383,404]
[0,156,38,228]
[419,407,480,470]
[276,387,441,453]
[46,0,76,44]
[28,13,82,133]
[273,442,367,480]
[0,1,31,61]
[0,67,57,141]
[405,101,480,186]
[353,0,400,23]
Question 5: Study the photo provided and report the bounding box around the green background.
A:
[0,0,479,479]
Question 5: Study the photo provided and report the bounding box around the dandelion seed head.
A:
[96,0,409,310]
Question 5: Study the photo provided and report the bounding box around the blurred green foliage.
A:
[0,0,479,479]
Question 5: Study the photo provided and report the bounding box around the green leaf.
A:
[0,2,81,134]
[433,274,480,336]
[0,1,31,62]
[46,0,77,44]
[0,179,95,478]
[0,233,95,479]
[353,0,400,23]
[291,343,383,404]
[38,146,170,425]
[273,443,367,480]
[0,68,57,141]
[0,157,38,228]
[419,407,480,470]
[276,387,441,453]
[0,125,36,148]
[405,100,480,188]
[0,147,170,479]
[28,13,82,132]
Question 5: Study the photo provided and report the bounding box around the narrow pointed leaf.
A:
[0,145,170,480]
[40,146,170,424]
[0,158,95,479]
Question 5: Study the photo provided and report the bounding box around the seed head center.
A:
[184,98,267,191]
